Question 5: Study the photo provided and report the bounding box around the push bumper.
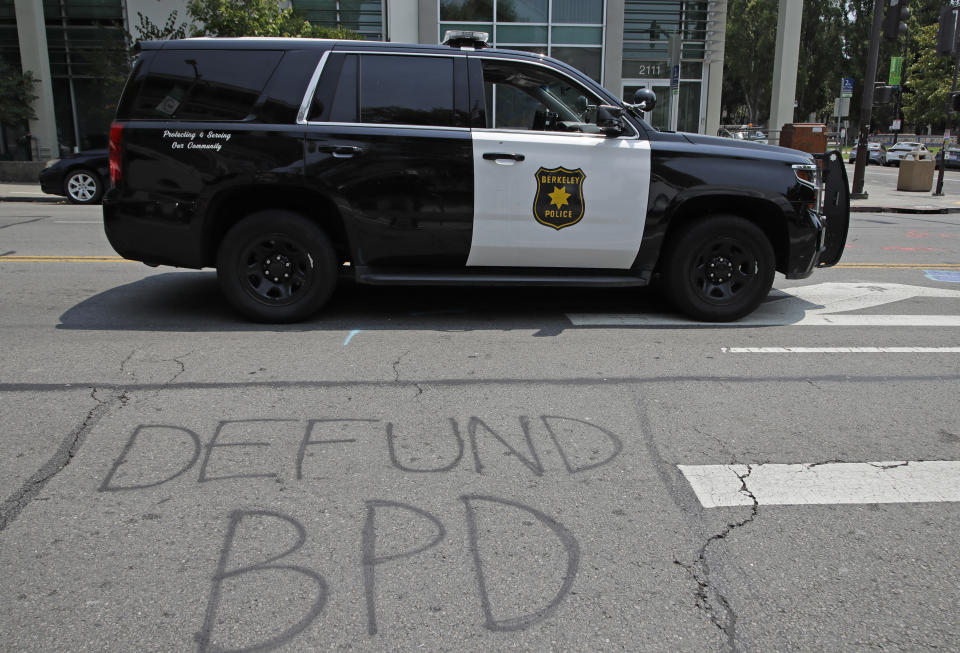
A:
[814,150,850,267]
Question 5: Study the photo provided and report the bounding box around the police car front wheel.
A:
[216,210,337,323]
[662,215,775,322]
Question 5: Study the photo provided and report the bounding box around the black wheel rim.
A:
[236,235,313,305]
[689,237,759,304]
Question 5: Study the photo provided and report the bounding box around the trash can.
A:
[779,123,828,154]
[897,158,935,191]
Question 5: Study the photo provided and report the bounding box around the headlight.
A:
[44,159,60,169]
[792,162,821,214]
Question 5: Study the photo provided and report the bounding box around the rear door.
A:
[467,56,651,269]
[302,50,474,267]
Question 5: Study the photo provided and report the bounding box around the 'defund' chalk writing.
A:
[99,415,624,492]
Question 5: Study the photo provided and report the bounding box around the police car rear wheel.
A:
[216,210,337,323]
[663,215,774,322]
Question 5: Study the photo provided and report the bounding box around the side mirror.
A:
[633,88,657,112]
[596,105,624,137]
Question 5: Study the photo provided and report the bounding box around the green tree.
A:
[186,0,358,38]
[903,22,953,128]
[796,0,847,123]
[132,10,190,42]
[0,59,37,125]
[722,0,778,125]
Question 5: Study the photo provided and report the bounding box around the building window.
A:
[293,0,385,40]
[621,0,709,132]
[439,0,605,83]
[42,0,128,151]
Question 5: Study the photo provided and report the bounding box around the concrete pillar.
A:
[418,0,438,44]
[704,0,727,136]
[386,0,419,43]
[603,0,625,94]
[14,0,59,160]
[768,0,802,145]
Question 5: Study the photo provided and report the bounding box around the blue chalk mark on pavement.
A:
[924,270,960,283]
[344,329,361,345]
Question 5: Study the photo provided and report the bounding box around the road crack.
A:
[675,464,759,653]
[0,387,126,531]
[392,350,423,398]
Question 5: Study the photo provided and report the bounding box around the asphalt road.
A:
[1,198,958,652]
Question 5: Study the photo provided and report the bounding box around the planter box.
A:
[896,159,935,191]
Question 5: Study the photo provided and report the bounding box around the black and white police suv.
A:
[103,32,849,323]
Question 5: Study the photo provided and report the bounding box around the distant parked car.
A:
[39,149,109,204]
[847,142,886,165]
[935,146,960,169]
[884,142,931,166]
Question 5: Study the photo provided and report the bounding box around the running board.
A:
[354,266,651,288]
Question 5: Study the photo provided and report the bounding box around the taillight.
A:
[109,122,123,185]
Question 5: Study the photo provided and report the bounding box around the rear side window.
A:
[327,54,456,127]
[128,50,282,121]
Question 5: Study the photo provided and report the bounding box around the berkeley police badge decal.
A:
[533,166,586,230]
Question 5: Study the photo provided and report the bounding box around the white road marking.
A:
[678,461,960,507]
[567,282,960,327]
[53,220,102,224]
[722,346,960,353]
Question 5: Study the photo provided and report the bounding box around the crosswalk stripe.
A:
[722,347,960,353]
[677,461,960,507]
[0,256,130,262]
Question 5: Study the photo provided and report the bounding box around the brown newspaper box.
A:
[896,158,935,191]
[779,123,828,154]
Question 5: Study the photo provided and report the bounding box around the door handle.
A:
[318,145,363,158]
[483,152,525,162]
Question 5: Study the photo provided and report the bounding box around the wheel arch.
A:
[657,194,789,274]
[202,185,351,266]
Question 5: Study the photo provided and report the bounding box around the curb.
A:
[0,196,64,203]
[850,206,960,214]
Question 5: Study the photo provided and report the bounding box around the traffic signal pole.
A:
[851,0,886,199]
[934,23,960,196]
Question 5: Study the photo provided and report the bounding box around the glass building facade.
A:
[292,0,386,40]
[2,0,725,162]
[621,0,710,133]
[439,0,605,82]
[1,0,127,157]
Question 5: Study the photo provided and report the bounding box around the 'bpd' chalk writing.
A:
[99,415,623,491]
[196,497,580,651]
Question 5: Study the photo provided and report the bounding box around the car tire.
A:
[216,210,338,323]
[64,168,103,204]
[661,215,775,322]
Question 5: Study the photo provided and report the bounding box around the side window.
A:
[481,59,606,134]
[129,50,282,121]
[359,55,456,127]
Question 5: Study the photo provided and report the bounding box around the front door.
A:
[468,58,651,270]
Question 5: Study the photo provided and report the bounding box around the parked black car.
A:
[39,149,109,204]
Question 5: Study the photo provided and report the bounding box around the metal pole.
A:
[851,0,886,199]
[934,9,960,197]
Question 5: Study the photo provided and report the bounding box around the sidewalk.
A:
[844,163,960,214]
[3,172,960,213]
[0,182,62,203]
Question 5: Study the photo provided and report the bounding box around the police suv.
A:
[103,32,849,323]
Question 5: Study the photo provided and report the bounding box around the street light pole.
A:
[851,0,886,199]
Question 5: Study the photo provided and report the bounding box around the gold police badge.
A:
[533,166,586,230]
